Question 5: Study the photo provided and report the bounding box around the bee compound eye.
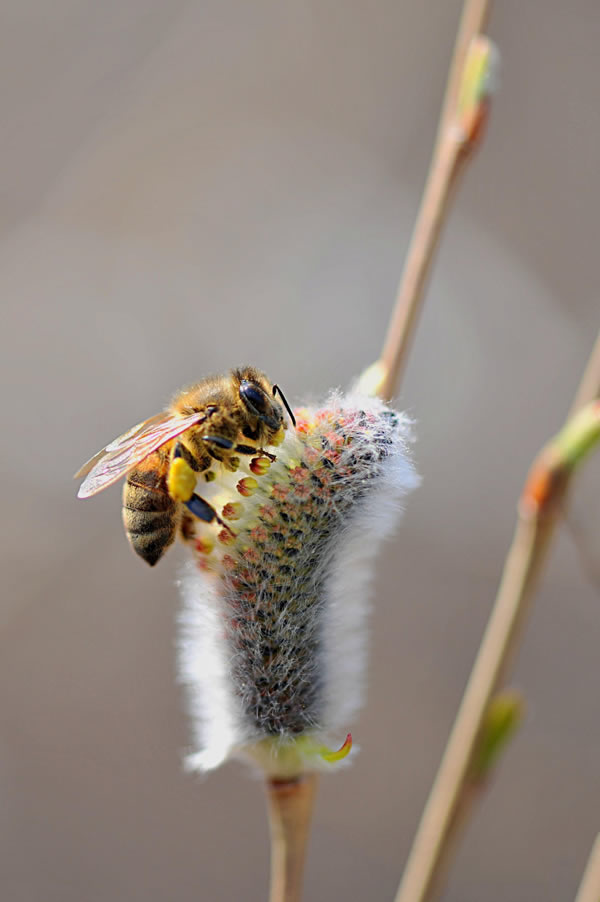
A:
[240,380,268,414]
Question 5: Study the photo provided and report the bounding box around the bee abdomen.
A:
[123,457,178,566]
[123,507,174,535]
[126,524,176,567]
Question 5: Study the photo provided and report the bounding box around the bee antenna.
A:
[272,384,296,428]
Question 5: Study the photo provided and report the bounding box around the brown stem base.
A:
[265,774,317,902]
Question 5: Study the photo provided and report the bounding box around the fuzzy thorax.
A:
[178,392,419,777]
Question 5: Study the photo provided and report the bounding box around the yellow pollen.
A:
[218,528,237,545]
[167,456,196,502]
[237,477,259,497]
[223,455,240,473]
[250,456,271,476]
[195,535,215,555]
[270,427,285,446]
[222,502,243,520]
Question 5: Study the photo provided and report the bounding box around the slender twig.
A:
[393,352,600,902]
[574,834,600,902]
[562,331,600,588]
[374,0,492,400]
[436,0,493,139]
[265,775,317,902]
[570,330,600,417]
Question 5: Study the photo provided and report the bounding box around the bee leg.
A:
[202,436,276,462]
[230,443,277,462]
[201,435,243,472]
[173,441,202,468]
[257,447,277,462]
[202,435,234,450]
[185,493,235,536]
[201,435,238,466]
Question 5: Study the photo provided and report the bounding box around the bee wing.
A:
[76,410,207,498]
[74,413,167,479]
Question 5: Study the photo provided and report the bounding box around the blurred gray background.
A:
[1,1,599,900]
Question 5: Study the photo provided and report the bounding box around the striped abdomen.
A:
[123,447,179,566]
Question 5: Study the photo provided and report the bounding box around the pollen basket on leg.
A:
[167,456,197,502]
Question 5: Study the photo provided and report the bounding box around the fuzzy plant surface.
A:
[178,390,419,778]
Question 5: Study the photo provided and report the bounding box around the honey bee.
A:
[75,367,296,566]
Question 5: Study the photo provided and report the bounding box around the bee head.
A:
[235,367,295,432]
[239,380,282,432]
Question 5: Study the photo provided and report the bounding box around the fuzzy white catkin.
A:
[178,391,419,777]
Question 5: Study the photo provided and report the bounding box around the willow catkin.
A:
[178,391,419,777]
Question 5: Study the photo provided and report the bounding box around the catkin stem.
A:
[266,775,317,902]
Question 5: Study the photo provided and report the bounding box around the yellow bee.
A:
[75,367,296,566]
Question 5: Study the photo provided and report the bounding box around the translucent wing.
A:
[76,409,207,498]
[74,413,167,479]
